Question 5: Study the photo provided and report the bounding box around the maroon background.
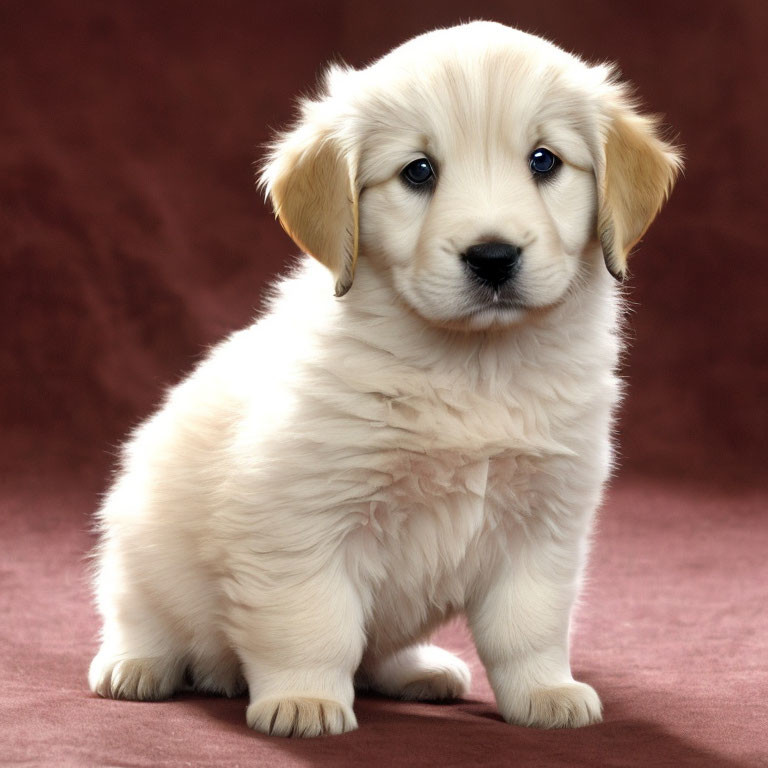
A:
[1,1,766,766]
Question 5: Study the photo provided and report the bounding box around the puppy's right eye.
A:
[401,158,435,189]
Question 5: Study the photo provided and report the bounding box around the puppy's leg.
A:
[359,644,471,701]
[90,481,192,701]
[228,566,365,738]
[89,591,186,701]
[466,530,602,729]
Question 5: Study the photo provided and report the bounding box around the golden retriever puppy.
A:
[89,21,681,737]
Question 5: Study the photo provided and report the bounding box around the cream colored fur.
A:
[89,22,681,737]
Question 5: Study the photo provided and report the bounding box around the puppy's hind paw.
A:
[246,695,357,738]
[363,644,471,702]
[88,653,181,701]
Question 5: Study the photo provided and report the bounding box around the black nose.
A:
[461,241,522,288]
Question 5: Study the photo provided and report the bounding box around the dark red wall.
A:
[2,0,766,496]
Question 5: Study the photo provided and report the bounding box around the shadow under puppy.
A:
[89,21,681,737]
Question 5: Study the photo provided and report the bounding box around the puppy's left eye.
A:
[401,158,435,189]
[530,148,560,177]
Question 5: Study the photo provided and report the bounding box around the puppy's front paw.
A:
[503,681,602,729]
[246,695,357,738]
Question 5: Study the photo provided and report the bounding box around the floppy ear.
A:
[260,92,359,297]
[597,95,682,279]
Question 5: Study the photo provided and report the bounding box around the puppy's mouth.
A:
[446,292,531,331]
[448,283,566,330]
[466,285,529,314]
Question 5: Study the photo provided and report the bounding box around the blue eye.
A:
[401,158,435,187]
[530,148,560,176]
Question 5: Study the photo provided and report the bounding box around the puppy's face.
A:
[355,28,601,329]
[263,23,681,330]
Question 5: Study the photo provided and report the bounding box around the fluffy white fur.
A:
[89,22,681,737]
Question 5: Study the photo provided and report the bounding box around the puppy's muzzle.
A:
[461,242,522,289]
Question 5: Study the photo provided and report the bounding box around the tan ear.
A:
[597,100,682,279]
[260,103,359,297]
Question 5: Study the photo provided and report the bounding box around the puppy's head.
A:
[261,22,682,329]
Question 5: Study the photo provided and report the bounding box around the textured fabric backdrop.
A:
[1,1,766,766]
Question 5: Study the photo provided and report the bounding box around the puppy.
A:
[89,21,681,737]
